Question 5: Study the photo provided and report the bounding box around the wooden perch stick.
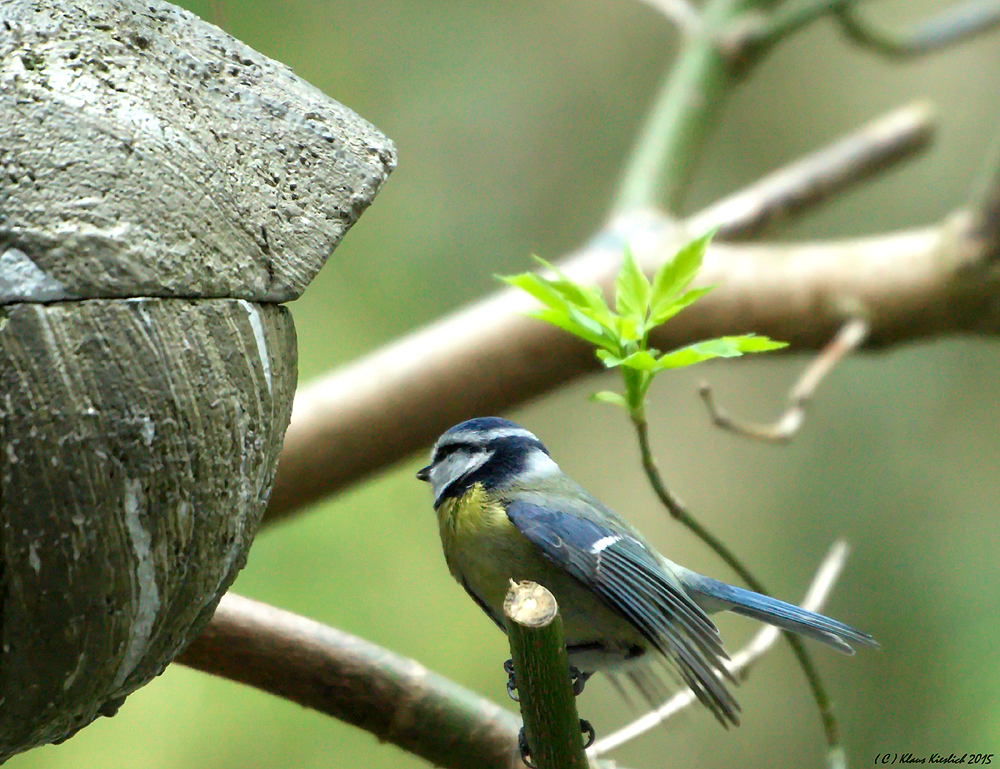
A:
[504,581,591,769]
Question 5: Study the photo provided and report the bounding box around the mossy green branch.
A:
[504,582,591,769]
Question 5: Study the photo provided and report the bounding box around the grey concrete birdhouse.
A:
[0,0,395,760]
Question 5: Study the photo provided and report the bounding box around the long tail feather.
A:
[685,575,880,654]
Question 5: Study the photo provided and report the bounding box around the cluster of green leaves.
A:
[500,232,787,418]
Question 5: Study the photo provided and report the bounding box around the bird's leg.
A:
[508,661,595,763]
[509,660,590,698]
[569,666,591,695]
[517,727,536,768]
[504,659,519,702]
[517,721,594,766]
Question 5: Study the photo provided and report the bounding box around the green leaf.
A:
[531,307,610,350]
[590,390,629,409]
[726,334,789,353]
[595,349,622,367]
[500,273,571,312]
[652,334,787,371]
[503,262,620,342]
[566,304,616,344]
[597,348,659,371]
[619,349,660,371]
[615,246,650,322]
[649,230,714,320]
[649,285,715,325]
[530,257,611,316]
[651,342,730,371]
[615,315,643,344]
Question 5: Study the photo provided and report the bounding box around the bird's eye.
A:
[432,444,466,465]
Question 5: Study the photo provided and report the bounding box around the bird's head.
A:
[417,417,559,508]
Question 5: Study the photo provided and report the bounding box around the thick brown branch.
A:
[177,594,525,769]
[266,212,997,523]
[260,105,939,522]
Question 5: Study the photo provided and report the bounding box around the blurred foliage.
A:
[14,0,1000,768]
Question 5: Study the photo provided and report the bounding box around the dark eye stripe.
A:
[431,442,471,465]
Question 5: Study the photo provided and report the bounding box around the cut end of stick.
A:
[504,581,559,627]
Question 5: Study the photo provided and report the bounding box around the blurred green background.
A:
[14,0,1000,767]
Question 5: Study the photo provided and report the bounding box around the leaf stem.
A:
[629,413,842,750]
[834,0,1000,59]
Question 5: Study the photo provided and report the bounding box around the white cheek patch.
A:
[431,449,494,502]
[521,449,560,479]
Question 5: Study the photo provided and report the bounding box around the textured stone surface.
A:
[0,0,396,304]
[0,299,297,758]
[0,0,395,760]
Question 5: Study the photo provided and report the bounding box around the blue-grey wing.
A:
[505,500,739,725]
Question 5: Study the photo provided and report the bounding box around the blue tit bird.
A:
[416,417,878,725]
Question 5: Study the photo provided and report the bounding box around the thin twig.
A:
[835,0,1000,58]
[967,124,1000,254]
[634,0,702,36]
[631,415,844,749]
[699,317,871,443]
[721,0,846,66]
[589,541,851,756]
[691,103,936,241]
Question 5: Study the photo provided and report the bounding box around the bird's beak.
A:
[416,466,430,482]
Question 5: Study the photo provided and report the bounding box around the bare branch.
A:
[835,0,1000,58]
[177,593,527,769]
[967,126,1000,252]
[634,0,702,35]
[693,102,936,241]
[266,216,999,524]
[698,317,870,443]
[589,541,851,756]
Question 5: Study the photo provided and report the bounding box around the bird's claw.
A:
[517,727,536,768]
[504,659,519,702]
[517,719,596,766]
[569,666,591,696]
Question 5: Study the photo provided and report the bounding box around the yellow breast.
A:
[434,483,646,657]
[436,484,536,613]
